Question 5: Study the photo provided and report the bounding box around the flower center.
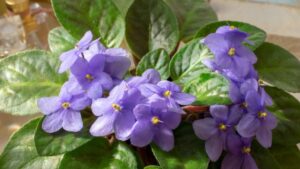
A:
[218,123,227,131]
[258,111,267,118]
[242,102,248,108]
[61,102,70,109]
[151,116,161,125]
[228,48,236,56]
[163,90,172,97]
[242,146,251,154]
[85,74,94,81]
[229,25,236,30]
[112,103,122,112]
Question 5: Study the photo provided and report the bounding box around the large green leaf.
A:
[195,21,266,50]
[51,0,125,47]
[0,118,63,169]
[125,0,179,58]
[255,42,300,92]
[144,166,162,169]
[165,0,217,42]
[34,115,94,156]
[111,0,134,17]
[151,123,209,169]
[0,50,67,115]
[136,49,170,79]
[48,27,77,54]
[58,139,140,169]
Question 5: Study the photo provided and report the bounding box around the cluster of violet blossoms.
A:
[192,26,277,169]
[38,31,195,151]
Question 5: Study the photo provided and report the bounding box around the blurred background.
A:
[0,0,300,152]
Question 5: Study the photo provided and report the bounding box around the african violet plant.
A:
[0,0,300,169]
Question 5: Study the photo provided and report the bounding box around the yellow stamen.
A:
[242,102,248,108]
[242,147,251,154]
[61,102,70,109]
[218,123,227,131]
[258,79,264,86]
[229,25,236,30]
[163,90,172,97]
[228,48,236,56]
[151,116,161,125]
[258,111,267,118]
[85,74,94,81]
[112,103,122,112]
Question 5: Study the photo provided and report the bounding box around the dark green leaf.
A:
[0,118,63,169]
[136,49,170,79]
[52,0,125,47]
[195,21,266,50]
[0,50,67,115]
[125,0,179,58]
[165,0,217,42]
[48,27,77,54]
[255,42,300,92]
[34,115,94,156]
[151,123,209,169]
[144,165,161,169]
[111,0,134,17]
[59,139,140,169]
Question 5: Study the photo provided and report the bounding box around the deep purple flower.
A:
[130,99,181,151]
[237,91,277,148]
[70,54,113,99]
[221,134,258,169]
[193,105,242,161]
[37,81,91,133]
[139,80,195,114]
[90,81,145,140]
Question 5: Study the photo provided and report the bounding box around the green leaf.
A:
[0,50,67,115]
[0,118,63,169]
[136,49,170,79]
[255,42,300,92]
[195,21,266,50]
[144,165,161,169]
[34,115,94,156]
[111,0,134,17]
[151,123,209,169]
[59,138,140,169]
[125,0,179,58]
[48,27,77,54]
[51,0,125,48]
[165,0,217,42]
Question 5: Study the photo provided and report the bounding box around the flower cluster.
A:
[193,26,277,169]
[38,31,195,151]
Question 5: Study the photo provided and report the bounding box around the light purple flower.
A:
[130,99,181,151]
[192,105,242,161]
[126,69,162,88]
[37,81,91,133]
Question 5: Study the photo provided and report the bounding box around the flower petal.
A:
[256,127,272,148]
[77,30,93,47]
[205,134,224,161]
[153,127,174,152]
[59,53,78,73]
[237,114,260,137]
[245,91,262,112]
[89,113,117,136]
[157,81,180,92]
[62,110,83,132]
[130,121,154,147]
[193,118,217,140]
[97,72,113,90]
[70,94,91,111]
[133,104,152,120]
[229,82,243,103]
[172,92,195,105]
[240,78,258,95]
[160,110,181,129]
[86,81,103,99]
[91,98,114,116]
[114,110,136,141]
[228,104,244,125]
[243,155,258,169]
[142,69,161,84]
[38,97,61,115]
[221,153,243,169]
[264,112,277,130]
[42,111,64,133]
[210,105,229,121]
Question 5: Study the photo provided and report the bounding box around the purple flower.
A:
[139,80,195,114]
[221,134,258,169]
[216,25,254,46]
[130,99,181,151]
[59,31,95,73]
[90,81,145,140]
[70,55,113,99]
[237,91,277,148]
[126,69,162,88]
[37,81,91,133]
[192,105,242,161]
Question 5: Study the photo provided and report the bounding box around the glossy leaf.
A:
[52,0,125,47]
[59,138,140,169]
[48,27,77,54]
[151,123,209,169]
[144,166,161,169]
[125,0,179,58]
[195,21,266,50]
[136,49,170,79]
[111,0,134,17]
[165,0,217,42]
[0,50,67,115]
[255,42,300,92]
[0,118,63,169]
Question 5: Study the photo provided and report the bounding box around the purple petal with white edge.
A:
[256,127,272,148]
[160,110,181,129]
[210,105,229,121]
[264,112,277,129]
[70,94,91,111]
[229,82,243,103]
[89,113,117,136]
[153,127,174,152]
[172,92,195,105]
[114,110,136,141]
[236,45,257,64]
[221,153,243,169]
[139,84,162,97]
[227,104,244,125]
[157,81,181,92]
[38,97,61,115]
[62,110,83,132]
[77,31,93,47]
[240,78,258,95]
[243,155,258,169]
[97,72,113,90]
[142,69,161,84]
[205,134,224,161]
[91,98,114,116]
[192,118,217,140]
[130,121,154,147]
[133,104,152,120]
[86,81,103,99]
[204,33,229,53]
[59,53,79,73]
[237,114,260,137]
[245,91,262,112]
[42,111,64,133]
